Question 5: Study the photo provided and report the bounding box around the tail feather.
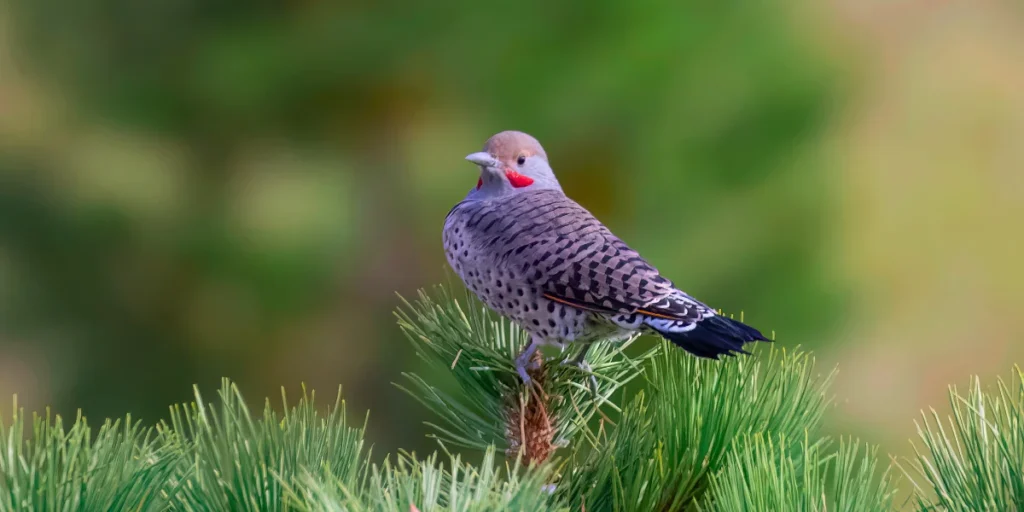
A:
[649,314,770,359]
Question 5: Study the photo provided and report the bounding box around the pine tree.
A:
[1,284,1021,511]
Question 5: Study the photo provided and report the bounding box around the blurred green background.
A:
[1,0,1022,462]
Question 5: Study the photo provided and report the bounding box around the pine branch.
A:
[0,398,176,511]
[289,446,563,512]
[902,366,1024,511]
[700,435,897,512]
[557,342,837,510]
[394,285,657,464]
[161,379,369,512]
[8,282,1024,511]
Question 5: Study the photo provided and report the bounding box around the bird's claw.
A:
[563,358,599,396]
[516,364,533,386]
[515,345,542,387]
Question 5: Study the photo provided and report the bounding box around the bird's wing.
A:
[487,190,711,322]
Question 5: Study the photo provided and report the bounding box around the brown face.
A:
[482,131,548,167]
[478,131,548,190]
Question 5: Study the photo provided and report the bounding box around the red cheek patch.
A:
[476,177,483,190]
[504,168,535,188]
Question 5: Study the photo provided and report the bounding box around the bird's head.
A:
[464,131,563,199]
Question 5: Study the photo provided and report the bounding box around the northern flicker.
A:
[443,131,769,385]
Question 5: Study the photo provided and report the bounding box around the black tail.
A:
[655,315,770,359]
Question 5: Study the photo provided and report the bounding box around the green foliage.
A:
[0,400,176,511]
[701,435,896,512]
[904,367,1024,511]
[2,286,1024,511]
[160,380,368,511]
[291,447,560,512]
[647,343,833,508]
[394,285,655,452]
[557,344,835,510]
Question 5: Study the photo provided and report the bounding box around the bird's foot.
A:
[562,357,599,396]
[516,363,533,386]
[515,343,542,387]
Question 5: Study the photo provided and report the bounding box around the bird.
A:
[442,130,770,387]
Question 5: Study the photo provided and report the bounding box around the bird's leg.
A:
[515,338,543,386]
[563,343,599,396]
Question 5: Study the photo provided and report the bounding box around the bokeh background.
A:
[1,0,1022,465]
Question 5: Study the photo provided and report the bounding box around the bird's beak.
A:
[465,152,501,168]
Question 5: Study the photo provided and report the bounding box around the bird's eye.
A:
[516,155,526,166]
